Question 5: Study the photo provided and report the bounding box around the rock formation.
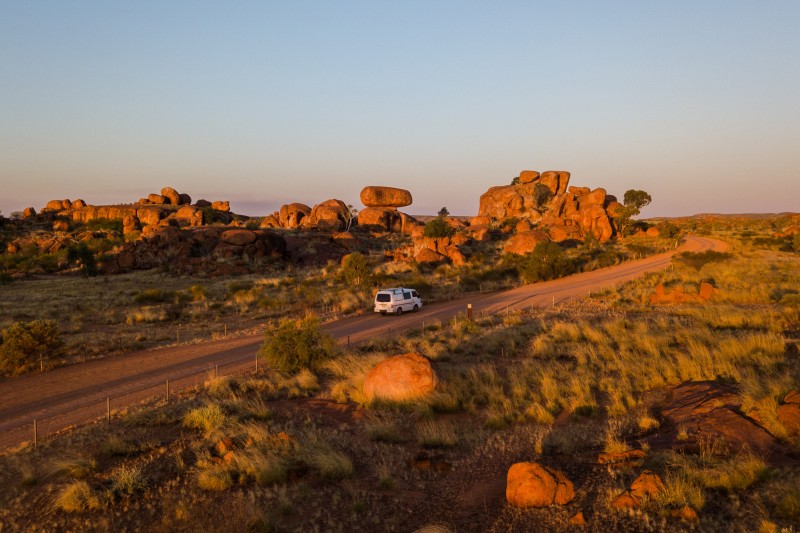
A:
[474,169,618,244]
[357,186,419,233]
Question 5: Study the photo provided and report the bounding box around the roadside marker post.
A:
[106,398,111,424]
[33,419,37,449]
[166,380,170,402]
[467,304,473,320]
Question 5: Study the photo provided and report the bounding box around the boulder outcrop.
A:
[477,169,618,244]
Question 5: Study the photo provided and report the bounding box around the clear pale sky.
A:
[2,1,798,218]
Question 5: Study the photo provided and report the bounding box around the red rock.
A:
[611,490,638,509]
[148,193,168,205]
[646,227,661,238]
[259,214,280,228]
[52,220,69,232]
[305,199,349,231]
[515,219,532,233]
[278,202,311,228]
[504,230,550,255]
[568,511,586,526]
[580,188,607,206]
[161,187,181,205]
[415,247,448,265]
[659,381,784,455]
[506,462,575,508]
[360,186,412,208]
[777,390,800,433]
[333,231,358,250]
[221,229,257,246]
[549,225,583,243]
[363,353,438,403]
[358,207,402,232]
[211,200,230,212]
[539,171,561,195]
[698,282,715,300]
[569,186,590,196]
[630,471,664,500]
[22,207,36,218]
[670,505,699,521]
[518,170,540,184]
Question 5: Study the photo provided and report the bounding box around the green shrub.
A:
[520,242,574,283]
[340,252,371,286]
[0,320,62,375]
[423,217,455,239]
[675,251,733,271]
[134,288,174,304]
[85,218,123,232]
[258,315,336,373]
[533,183,552,208]
[67,243,98,276]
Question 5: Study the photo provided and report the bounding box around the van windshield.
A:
[376,294,391,302]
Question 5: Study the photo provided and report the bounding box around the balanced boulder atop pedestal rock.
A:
[360,186,412,208]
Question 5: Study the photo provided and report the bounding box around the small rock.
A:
[506,462,575,508]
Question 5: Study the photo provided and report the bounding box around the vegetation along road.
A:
[0,235,726,452]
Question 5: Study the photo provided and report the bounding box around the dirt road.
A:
[0,236,725,452]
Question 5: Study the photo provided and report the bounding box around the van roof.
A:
[376,287,413,293]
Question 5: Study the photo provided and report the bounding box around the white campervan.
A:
[374,288,423,315]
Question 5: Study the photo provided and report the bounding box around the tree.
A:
[344,204,358,232]
[511,176,520,185]
[258,315,336,373]
[67,243,98,276]
[520,242,573,283]
[340,252,371,286]
[0,320,63,375]
[437,207,450,217]
[423,217,455,238]
[613,189,653,237]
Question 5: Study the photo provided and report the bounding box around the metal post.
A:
[33,419,37,448]
[107,398,111,424]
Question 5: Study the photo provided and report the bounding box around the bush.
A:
[134,288,174,304]
[0,320,62,375]
[520,242,574,283]
[66,243,98,276]
[258,315,336,373]
[675,251,733,271]
[340,252,372,286]
[423,217,455,239]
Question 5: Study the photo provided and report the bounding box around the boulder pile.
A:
[261,199,353,232]
[472,169,622,248]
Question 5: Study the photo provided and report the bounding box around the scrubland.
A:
[0,217,799,532]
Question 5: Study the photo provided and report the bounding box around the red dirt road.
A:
[0,236,726,452]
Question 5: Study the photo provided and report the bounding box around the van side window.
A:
[403,291,411,300]
[411,291,418,298]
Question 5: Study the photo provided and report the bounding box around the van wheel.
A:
[395,307,403,316]
[413,304,419,312]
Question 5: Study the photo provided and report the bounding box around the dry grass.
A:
[53,480,104,512]
[416,419,458,448]
[183,402,227,437]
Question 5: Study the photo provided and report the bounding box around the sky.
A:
[1,1,798,218]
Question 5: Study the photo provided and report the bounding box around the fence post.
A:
[166,380,170,402]
[33,419,37,449]
[255,353,259,372]
[107,398,111,424]
[347,335,350,349]
[467,304,473,320]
